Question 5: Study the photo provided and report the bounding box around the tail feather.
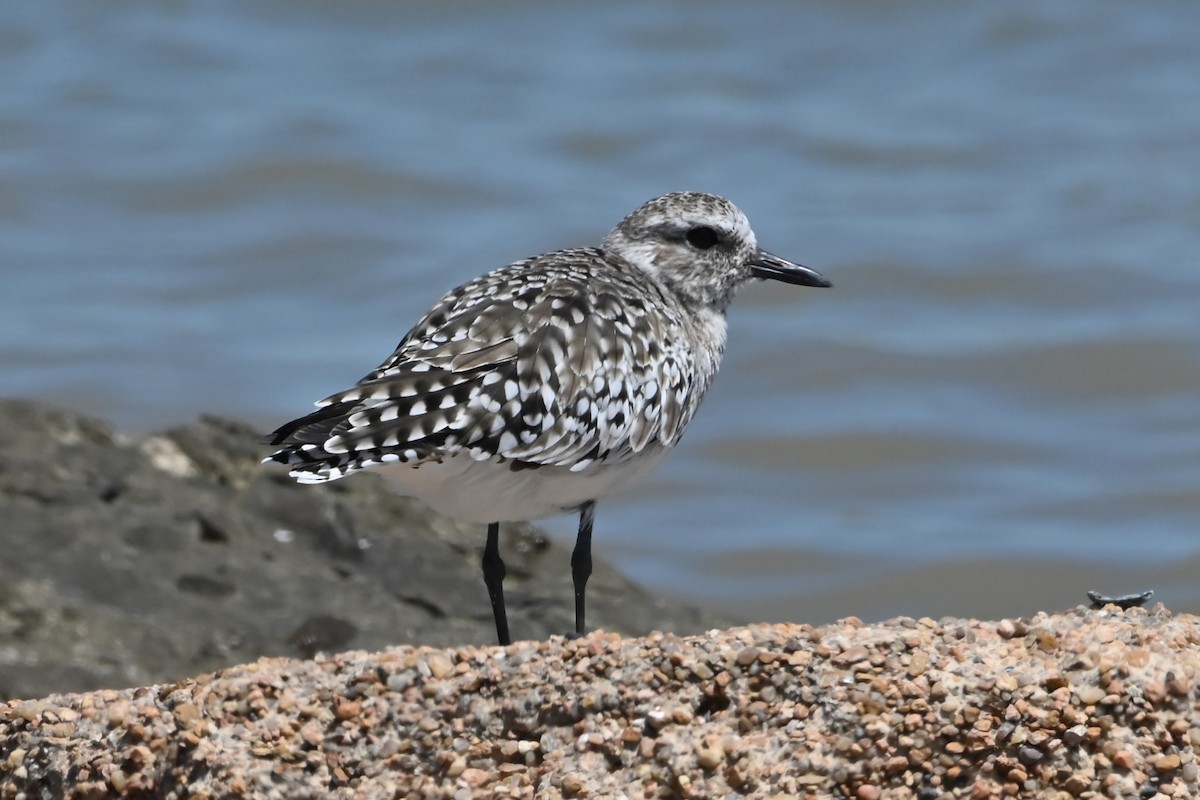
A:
[261,400,364,483]
[261,400,360,447]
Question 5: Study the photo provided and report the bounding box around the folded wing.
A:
[264,250,697,482]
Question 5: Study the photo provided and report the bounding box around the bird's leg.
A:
[570,501,596,638]
[482,522,511,645]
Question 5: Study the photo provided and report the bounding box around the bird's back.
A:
[264,247,727,502]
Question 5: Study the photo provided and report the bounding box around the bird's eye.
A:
[685,226,721,250]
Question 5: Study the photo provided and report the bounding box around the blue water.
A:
[3,1,1198,623]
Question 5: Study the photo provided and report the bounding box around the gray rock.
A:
[0,398,728,700]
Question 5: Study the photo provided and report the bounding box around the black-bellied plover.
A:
[264,192,830,645]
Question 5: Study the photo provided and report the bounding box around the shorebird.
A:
[263,192,830,645]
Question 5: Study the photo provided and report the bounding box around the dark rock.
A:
[0,398,728,700]
[286,614,359,659]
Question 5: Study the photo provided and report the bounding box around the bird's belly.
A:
[372,448,670,524]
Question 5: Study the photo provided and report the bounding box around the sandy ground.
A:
[3,603,1198,799]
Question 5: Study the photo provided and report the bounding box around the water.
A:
[3,1,1198,625]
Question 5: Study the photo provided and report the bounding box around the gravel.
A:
[3,603,1198,798]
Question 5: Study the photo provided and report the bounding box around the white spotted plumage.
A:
[265,191,831,525]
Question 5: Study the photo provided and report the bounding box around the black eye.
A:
[685,226,721,250]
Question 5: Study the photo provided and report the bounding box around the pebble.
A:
[735,647,760,667]
[832,645,871,666]
[1155,754,1182,772]
[1062,724,1088,747]
[695,736,724,769]
[425,654,454,679]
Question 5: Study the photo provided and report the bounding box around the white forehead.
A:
[611,191,758,249]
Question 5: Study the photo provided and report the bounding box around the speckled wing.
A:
[264,248,699,483]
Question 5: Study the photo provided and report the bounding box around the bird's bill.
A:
[749,250,832,288]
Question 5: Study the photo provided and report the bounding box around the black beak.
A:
[749,250,831,288]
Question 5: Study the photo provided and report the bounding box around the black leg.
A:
[570,501,596,638]
[482,522,511,645]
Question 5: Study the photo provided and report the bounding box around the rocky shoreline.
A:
[0,398,723,702]
[3,606,1198,798]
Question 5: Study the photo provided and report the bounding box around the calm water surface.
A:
[3,2,1198,624]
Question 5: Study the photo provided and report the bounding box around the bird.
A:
[262,191,830,646]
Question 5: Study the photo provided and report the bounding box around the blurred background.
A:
[3,1,1198,626]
